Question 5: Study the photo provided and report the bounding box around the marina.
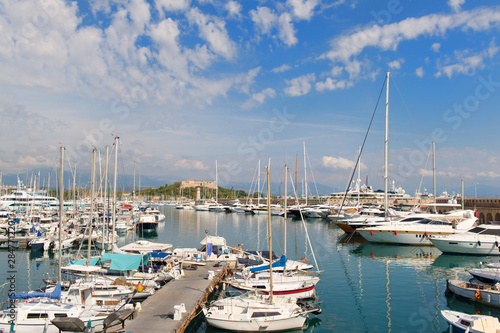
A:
[3,203,500,332]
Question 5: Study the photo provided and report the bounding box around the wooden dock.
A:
[123,262,226,333]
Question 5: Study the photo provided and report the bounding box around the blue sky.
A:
[1,0,500,196]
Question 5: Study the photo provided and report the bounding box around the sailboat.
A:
[203,166,319,331]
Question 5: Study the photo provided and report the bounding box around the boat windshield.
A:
[416,219,450,225]
[467,227,500,236]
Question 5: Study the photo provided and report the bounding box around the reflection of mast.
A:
[385,260,391,333]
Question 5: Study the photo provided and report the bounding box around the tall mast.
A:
[257,160,261,206]
[215,160,218,204]
[58,146,65,284]
[295,153,298,203]
[303,141,307,206]
[358,146,361,206]
[103,146,109,252]
[73,164,76,219]
[461,178,464,210]
[87,148,96,268]
[266,165,273,304]
[112,136,119,245]
[284,163,287,257]
[433,140,436,210]
[133,161,136,206]
[384,71,389,219]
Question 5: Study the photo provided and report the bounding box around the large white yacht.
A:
[0,179,59,210]
[357,210,477,245]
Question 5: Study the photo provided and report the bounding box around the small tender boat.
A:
[441,309,500,333]
[446,279,500,307]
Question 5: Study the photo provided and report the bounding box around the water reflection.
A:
[352,242,441,262]
[432,253,493,269]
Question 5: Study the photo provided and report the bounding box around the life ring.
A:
[166,262,172,271]
[301,257,308,264]
[475,290,482,301]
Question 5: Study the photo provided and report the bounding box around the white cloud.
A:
[322,156,365,170]
[174,159,209,170]
[272,64,292,73]
[278,13,298,46]
[156,0,191,12]
[284,73,315,96]
[330,66,343,77]
[186,7,237,60]
[320,7,500,76]
[250,7,277,35]
[287,0,319,21]
[388,58,404,69]
[416,67,424,77]
[435,41,499,78]
[226,1,242,18]
[448,0,465,13]
[250,7,297,47]
[238,67,262,94]
[477,171,500,178]
[316,78,352,91]
[241,88,276,109]
[431,42,441,52]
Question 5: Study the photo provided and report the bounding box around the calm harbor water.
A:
[2,205,500,332]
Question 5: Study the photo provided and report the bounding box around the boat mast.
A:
[357,146,361,206]
[433,140,436,211]
[461,178,464,210]
[215,160,218,204]
[284,163,287,257]
[266,165,273,304]
[384,71,389,219]
[73,163,76,219]
[58,146,65,284]
[103,145,109,253]
[133,161,136,207]
[112,136,119,245]
[257,160,260,206]
[88,147,96,268]
[303,141,307,206]
[295,153,298,203]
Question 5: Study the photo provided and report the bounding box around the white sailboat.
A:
[203,166,319,331]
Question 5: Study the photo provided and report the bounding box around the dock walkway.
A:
[124,262,225,333]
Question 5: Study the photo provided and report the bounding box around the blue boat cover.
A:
[100,252,149,271]
[11,284,61,300]
[148,252,170,259]
[250,255,287,272]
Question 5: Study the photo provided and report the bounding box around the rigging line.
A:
[286,166,320,272]
[417,145,433,195]
[337,75,387,219]
[391,76,417,127]
[305,150,320,198]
